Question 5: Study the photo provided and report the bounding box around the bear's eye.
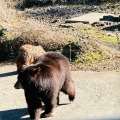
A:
[18,76,22,81]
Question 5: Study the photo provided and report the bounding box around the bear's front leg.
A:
[25,91,42,119]
[34,108,41,120]
[29,108,41,120]
[27,101,42,120]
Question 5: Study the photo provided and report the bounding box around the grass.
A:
[76,51,105,65]
[74,40,106,65]
[79,24,119,45]
[102,35,118,44]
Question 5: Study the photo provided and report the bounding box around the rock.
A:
[0,28,10,36]
[91,21,105,26]
[51,19,60,23]
[106,32,116,37]
[59,24,75,28]
[118,15,120,22]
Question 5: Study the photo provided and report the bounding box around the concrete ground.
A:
[65,13,117,24]
[0,65,120,120]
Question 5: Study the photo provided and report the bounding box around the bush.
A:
[0,1,81,61]
[4,0,120,9]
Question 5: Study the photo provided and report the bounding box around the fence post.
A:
[115,29,120,50]
[69,41,72,62]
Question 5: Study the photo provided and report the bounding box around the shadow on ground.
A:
[102,24,120,31]
[100,15,119,22]
[0,103,70,120]
[1,108,120,120]
[0,108,29,120]
[0,71,17,78]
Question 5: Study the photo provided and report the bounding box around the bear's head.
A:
[14,63,51,90]
[14,63,42,90]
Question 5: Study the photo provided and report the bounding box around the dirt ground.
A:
[0,65,120,120]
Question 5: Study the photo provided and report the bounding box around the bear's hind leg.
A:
[41,93,58,118]
[57,92,60,106]
[41,102,53,118]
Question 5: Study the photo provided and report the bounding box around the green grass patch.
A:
[79,24,118,45]
[102,35,118,44]
[75,51,105,65]
[113,8,120,14]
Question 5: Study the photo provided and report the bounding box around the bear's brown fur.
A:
[14,52,75,120]
[16,44,45,73]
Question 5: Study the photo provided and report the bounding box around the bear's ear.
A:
[32,67,41,76]
[21,65,27,71]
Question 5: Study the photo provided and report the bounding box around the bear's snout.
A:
[14,81,23,89]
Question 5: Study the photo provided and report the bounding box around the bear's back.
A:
[35,52,70,71]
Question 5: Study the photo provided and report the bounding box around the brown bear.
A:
[14,51,75,120]
[16,44,45,73]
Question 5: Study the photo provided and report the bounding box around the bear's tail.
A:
[62,80,75,102]
[69,94,75,101]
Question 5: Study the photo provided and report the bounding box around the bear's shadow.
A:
[0,71,17,78]
[0,105,45,120]
[0,104,69,120]
[0,108,30,120]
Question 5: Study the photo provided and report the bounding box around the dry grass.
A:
[0,0,76,42]
[0,1,65,42]
[0,1,47,37]
[0,0,77,61]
